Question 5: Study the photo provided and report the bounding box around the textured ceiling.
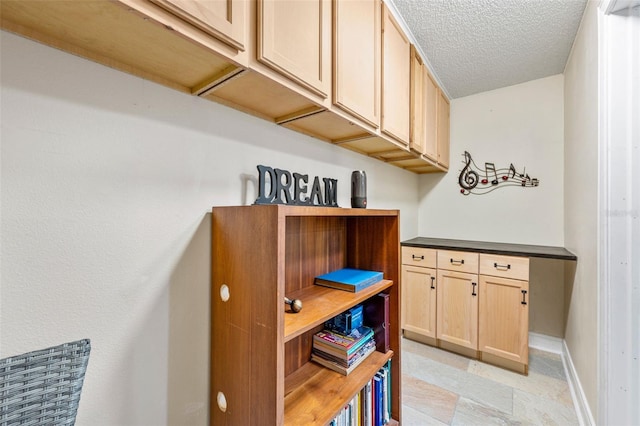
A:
[390,0,588,99]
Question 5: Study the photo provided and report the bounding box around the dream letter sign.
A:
[255,165,338,207]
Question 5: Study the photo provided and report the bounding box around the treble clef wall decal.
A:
[458,151,540,195]
[458,151,479,193]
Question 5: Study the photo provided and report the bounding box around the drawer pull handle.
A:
[472,282,477,296]
[521,290,527,305]
[450,258,465,265]
[494,262,511,270]
[430,276,436,289]
[412,255,425,261]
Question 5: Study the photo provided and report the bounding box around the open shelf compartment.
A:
[284,350,394,426]
[284,280,393,342]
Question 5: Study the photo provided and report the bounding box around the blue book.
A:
[315,268,383,293]
[325,304,363,334]
[373,373,383,426]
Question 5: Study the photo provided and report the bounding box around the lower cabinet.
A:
[436,269,478,351]
[401,247,530,374]
[401,264,437,341]
[478,261,530,373]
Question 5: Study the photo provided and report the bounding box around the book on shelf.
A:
[329,362,392,425]
[325,304,363,335]
[311,342,376,376]
[373,373,384,426]
[313,326,374,357]
[362,380,372,426]
[314,268,384,293]
[313,339,376,368]
[363,293,390,353]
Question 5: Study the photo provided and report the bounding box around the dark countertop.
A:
[401,237,577,261]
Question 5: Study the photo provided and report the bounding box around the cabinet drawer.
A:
[402,247,437,268]
[480,254,529,281]
[437,250,478,274]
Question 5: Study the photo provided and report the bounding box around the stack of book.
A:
[329,360,392,426]
[311,325,376,376]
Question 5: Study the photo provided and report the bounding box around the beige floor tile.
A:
[451,396,521,426]
[402,337,471,371]
[402,404,450,425]
[512,389,579,425]
[467,359,574,407]
[459,371,514,414]
[528,349,566,381]
[402,374,458,424]
[403,349,514,415]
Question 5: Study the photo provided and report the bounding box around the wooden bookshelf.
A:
[211,205,401,425]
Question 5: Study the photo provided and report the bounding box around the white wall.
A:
[418,74,565,246]
[0,31,419,425]
[563,0,599,422]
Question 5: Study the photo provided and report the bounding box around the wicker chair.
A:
[0,339,91,426]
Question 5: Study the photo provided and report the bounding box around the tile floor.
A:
[401,338,579,425]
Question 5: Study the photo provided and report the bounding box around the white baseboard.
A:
[562,339,596,426]
[529,332,563,354]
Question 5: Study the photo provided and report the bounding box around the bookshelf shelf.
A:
[284,350,394,426]
[211,205,401,425]
[284,279,393,342]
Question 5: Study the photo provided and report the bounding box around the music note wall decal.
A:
[458,151,540,196]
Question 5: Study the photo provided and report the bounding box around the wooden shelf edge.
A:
[211,205,400,218]
[284,350,394,426]
[284,280,394,342]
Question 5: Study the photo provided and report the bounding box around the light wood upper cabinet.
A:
[410,45,446,167]
[333,0,381,127]
[381,4,411,145]
[409,46,439,163]
[1,0,447,174]
[150,0,246,51]
[437,89,450,168]
[423,71,439,163]
[409,46,425,154]
[258,0,331,98]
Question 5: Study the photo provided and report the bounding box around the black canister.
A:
[351,170,367,208]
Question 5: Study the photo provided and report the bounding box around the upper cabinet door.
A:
[258,0,331,98]
[437,90,450,168]
[381,4,410,146]
[150,0,246,51]
[333,0,381,128]
[409,46,425,154]
[423,71,439,163]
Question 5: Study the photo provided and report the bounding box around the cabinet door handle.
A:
[450,258,465,265]
[494,262,511,270]
[521,290,527,305]
[430,276,436,289]
[472,282,477,296]
[412,254,424,260]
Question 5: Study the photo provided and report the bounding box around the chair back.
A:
[0,339,91,426]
